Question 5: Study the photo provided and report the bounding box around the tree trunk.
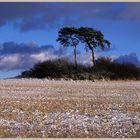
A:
[74,46,77,70]
[91,48,95,67]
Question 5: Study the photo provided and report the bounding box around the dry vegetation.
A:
[0,79,140,138]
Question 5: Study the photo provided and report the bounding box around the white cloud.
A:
[0,42,65,70]
[0,54,20,70]
[30,52,57,62]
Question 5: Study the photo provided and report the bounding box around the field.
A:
[0,79,140,138]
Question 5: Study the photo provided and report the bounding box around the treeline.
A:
[18,26,140,80]
[20,57,140,80]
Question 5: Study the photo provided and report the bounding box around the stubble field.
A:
[0,79,140,138]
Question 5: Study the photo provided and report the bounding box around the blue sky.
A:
[0,2,140,78]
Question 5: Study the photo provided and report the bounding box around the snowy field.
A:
[0,79,140,138]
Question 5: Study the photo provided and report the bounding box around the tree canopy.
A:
[77,27,111,66]
[57,27,80,70]
[57,26,111,67]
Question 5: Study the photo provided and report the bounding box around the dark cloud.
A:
[0,41,67,70]
[0,2,139,32]
[120,3,140,21]
[54,46,68,56]
[115,52,140,67]
[0,41,139,71]
[0,40,112,70]
[0,41,54,55]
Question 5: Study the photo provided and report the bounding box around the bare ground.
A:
[0,79,140,138]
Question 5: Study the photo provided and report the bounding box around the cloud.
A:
[0,41,54,55]
[0,2,139,32]
[0,40,106,70]
[115,52,140,66]
[120,3,140,21]
[0,41,67,70]
[67,50,101,66]
[0,41,139,71]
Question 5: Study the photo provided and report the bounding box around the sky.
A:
[0,2,140,78]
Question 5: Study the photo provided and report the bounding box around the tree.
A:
[57,27,79,70]
[78,27,111,66]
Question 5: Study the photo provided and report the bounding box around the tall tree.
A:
[57,27,79,70]
[78,27,111,66]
